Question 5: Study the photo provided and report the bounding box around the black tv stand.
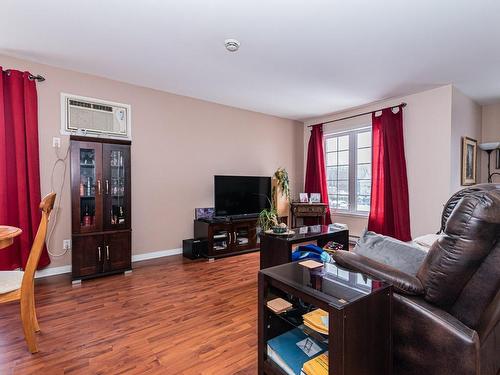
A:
[194,217,260,258]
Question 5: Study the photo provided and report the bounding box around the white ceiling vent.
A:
[61,93,131,140]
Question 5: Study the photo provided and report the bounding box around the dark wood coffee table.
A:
[259,225,348,269]
[258,261,392,374]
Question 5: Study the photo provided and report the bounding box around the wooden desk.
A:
[0,225,22,249]
[290,202,328,227]
[259,225,349,269]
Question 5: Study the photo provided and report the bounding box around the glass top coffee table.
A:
[259,225,349,269]
[258,260,392,375]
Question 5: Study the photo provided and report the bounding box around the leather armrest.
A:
[331,250,424,295]
[394,294,480,375]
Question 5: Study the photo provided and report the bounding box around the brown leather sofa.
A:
[332,183,500,375]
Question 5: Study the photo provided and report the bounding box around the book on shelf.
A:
[302,352,328,375]
[302,309,329,335]
[266,298,293,314]
[267,328,327,375]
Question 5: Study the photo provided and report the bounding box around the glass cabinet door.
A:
[103,144,131,231]
[71,141,103,233]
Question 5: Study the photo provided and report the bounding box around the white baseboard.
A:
[35,265,72,279]
[131,248,182,262]
[35,247,183,279]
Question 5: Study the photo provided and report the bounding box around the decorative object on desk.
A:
[299,259,323,269]
[272,222,288,234]
[194,207,214,220]
[258,205,279,231]
[478,142,500,182]
[309,193,321,203]
[266,297,293,314]
[299,193,309,203]
[461,137,478,185]
[264,229,295,236]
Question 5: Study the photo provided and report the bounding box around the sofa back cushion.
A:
[354,230,427,275]
[417,189,500,310]
[439,183,499,233]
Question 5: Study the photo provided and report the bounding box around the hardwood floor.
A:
[0,253,260,375]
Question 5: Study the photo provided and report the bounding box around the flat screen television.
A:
[214,175,271,218]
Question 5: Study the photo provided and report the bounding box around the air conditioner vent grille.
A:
[69,99,113,112]
[62,94,131,140]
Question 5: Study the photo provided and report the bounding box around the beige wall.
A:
[450,87,482,192]
[1,54,304,270]
[481,103,500,183]
[304,85,454,238]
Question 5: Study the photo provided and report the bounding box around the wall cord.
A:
[46,142,70,257]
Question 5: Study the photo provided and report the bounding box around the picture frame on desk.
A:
[310,193,321,203]
[299,193,309,203]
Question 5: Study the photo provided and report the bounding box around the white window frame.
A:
[324,126,372,216]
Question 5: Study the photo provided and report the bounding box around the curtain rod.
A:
[308,102,407,128]
[4,69,45,82]
[29,74,45,82]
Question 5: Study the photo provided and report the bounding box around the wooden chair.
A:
[0,192,56,353]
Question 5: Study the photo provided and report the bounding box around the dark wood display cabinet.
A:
[70,136,132,282]
[194,218,260,258]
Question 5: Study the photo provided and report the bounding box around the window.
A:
[325,127,372,215]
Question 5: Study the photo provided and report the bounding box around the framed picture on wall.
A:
[461,137,477,186]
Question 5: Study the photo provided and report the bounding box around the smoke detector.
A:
[224,39,240,52]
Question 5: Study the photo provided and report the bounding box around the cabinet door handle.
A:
[98,246,102,262]
[97,179,101,195]
[228,232,232,244]
[234,232,237,243]
[106,245,110,260]
[105,180,109,194]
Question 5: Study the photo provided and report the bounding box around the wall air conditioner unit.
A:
[61,93,131,140]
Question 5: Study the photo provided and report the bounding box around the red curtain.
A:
[305,124,332,225]
[0,68,50,270]
[368,106,411,241]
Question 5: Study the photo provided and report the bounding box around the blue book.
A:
[267,328,327,375]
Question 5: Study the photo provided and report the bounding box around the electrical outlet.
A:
[52,137,61,148]
[63,239,71,251]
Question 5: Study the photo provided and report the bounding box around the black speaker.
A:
[182,239,207,259]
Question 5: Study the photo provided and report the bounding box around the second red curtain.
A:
[368,106,411,241]
[0,68,50,270]
[305,124,332,225]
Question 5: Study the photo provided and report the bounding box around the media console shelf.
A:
[194,218,260,258]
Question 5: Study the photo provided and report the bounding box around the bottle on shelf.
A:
[87,177,91,196]
[83,205,92,227]
[80,182,84,196]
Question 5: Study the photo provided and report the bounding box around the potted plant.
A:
[258,206,279,232]
[272,168,291,218]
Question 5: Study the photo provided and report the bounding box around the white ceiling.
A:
[1,0,500,120]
